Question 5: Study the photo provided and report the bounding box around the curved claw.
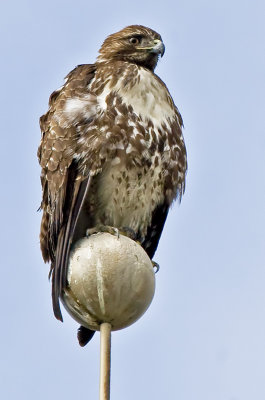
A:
[152,261,160,273]
[86,225,120,238]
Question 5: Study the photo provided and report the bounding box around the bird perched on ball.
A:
[38,24,187,346]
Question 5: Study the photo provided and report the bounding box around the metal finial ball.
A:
[62,232,155,331]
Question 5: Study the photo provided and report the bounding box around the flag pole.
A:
[99,322,112,400]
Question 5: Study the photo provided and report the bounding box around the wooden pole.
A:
[99,323,112,400]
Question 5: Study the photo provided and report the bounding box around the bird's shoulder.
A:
[38,64,97,169]
[40,64,96,128]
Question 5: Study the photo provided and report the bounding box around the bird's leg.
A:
[119,227,145,247]
[152,261,160,273]
[86,225,120,238]
[86,225,139,243]
[119,227,137,241]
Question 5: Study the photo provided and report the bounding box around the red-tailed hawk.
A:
[38,25,187,346]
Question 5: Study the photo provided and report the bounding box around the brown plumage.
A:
[38,25,187,345]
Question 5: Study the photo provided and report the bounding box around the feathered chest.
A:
[60,64,186,202]
[96,67,176,127]
[73,67,180,173]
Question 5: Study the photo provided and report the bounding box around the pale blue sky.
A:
[1,0,265,399]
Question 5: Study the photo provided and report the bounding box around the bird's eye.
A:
[129,37,140,45]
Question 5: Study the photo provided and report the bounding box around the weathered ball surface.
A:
[62,232,155,331]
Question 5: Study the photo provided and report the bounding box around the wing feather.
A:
[52,174,92,320]
[141,203,169,259]
[38,64,96,320]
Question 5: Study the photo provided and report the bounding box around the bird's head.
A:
[97,25,165,71]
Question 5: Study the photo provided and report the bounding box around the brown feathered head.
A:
[97,25,165,71]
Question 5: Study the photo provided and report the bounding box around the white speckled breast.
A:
[93,158,165,236]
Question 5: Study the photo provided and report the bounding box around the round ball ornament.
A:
[62,232,156,331]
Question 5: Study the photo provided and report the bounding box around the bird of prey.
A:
[38,25,187,346]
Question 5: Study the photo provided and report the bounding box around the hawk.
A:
[38,25,187,346]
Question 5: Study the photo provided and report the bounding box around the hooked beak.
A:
[136,39,165,57]
[150,39,165,57]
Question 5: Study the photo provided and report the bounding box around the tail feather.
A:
[77,326,95,347]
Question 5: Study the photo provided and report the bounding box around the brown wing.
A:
[142,107,186,259]
[141,203,169,259]
[38,64,96,321]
